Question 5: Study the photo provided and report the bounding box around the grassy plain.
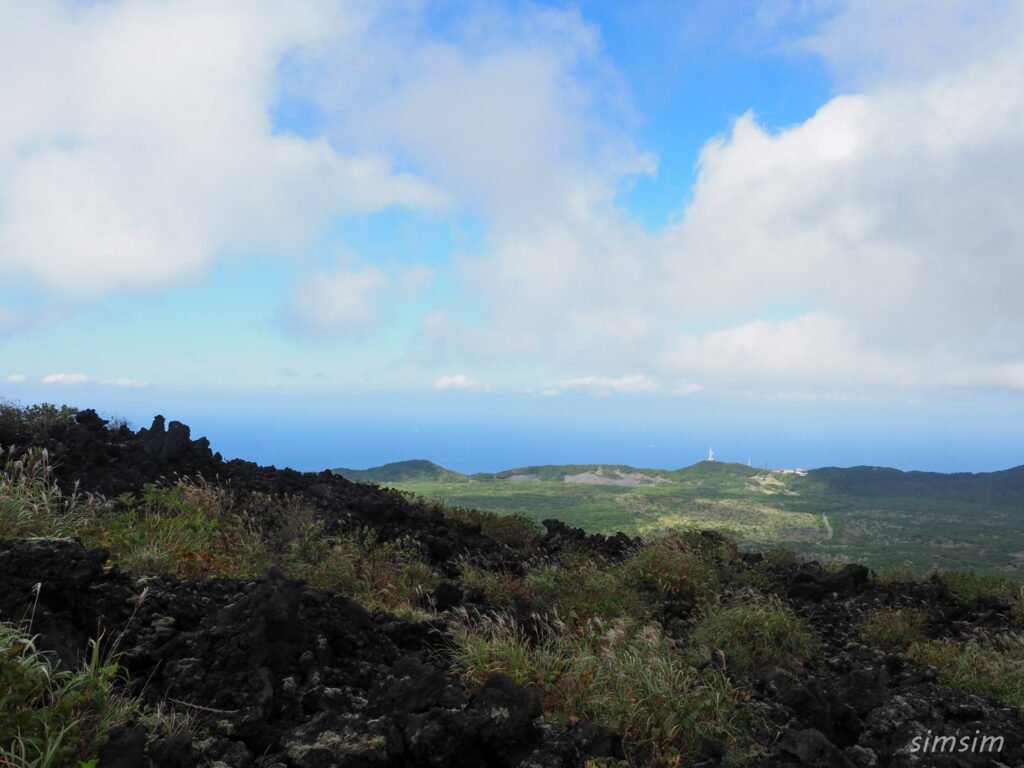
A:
[339,460,1024,580]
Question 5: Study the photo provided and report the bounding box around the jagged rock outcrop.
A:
[0,538,622,768]
[3,410,1024,767]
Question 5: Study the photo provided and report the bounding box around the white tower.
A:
[708,447,714,461]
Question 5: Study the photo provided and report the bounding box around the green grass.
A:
[908,633,1024,711]
[6,400,1024,765]
[0,623,139,767]
[0,447,89,540]
[385,465,1024,581]
[445,610,757,767]
[856,606,928,651]
[623,531,728,604]
[688,598,817,676]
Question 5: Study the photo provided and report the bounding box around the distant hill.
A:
[333,458,1024,501]
[330,458,1024,578]
[333,459,762,486]
[332,459,469,484]
[806,464,1024,505]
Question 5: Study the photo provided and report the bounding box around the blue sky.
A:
[3,0,1024,473]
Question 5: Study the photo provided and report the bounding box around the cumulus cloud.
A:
[434,374,485,391]
[783,0,1023,88]
[0,1,443,299]
[549,374,701,397]
[556,374,659,395]
[3,374,26,383]
[284,263,389,337]
[100,378,149,388]
[418,2,1024,393]
[41,372,89,385]
[302,3,653,227]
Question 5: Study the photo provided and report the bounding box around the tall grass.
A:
[0,623,139,767]
[0,447,89,540]
[908,633,1024,711]
[689,598,816,676]
[856,606,927,651]
[446,609,756,766]
[933,570,1024,626]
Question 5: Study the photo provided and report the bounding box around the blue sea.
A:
[44,389,1024,476]
[185,414,1021,476]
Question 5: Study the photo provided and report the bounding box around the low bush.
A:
[441,504,543,552]
[0,401,78,444]
[872,566,920,584]
[689,598,816,676]
[724,549,801,591]
[856,606,927,651]
[524,555,641,621]
[458,562,536,615]
[93,481,256,580]
[625,537,719,604]
[323,529,438,616]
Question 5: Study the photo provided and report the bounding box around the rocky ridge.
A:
[1,410,1022,767]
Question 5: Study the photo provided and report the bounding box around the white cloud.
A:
[0,304,67,337]
[400,264,436,297]
[304,4,652,228]
[284,263,388,337]
[417,4,1024,392]
[556,374,660,395]
[669,380,703,396]
[785,0,1023,88]
[100,378,149,388]
[3,374,26,383]
[41,373,89,385]
[434,374,484,391]
[0,1,443,299]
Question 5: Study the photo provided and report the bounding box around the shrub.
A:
[441,505,543,552]
[626,539,719,604]
[91,481,256,580]
[323,529,438,616]
[908,633,1024,711]
[0,401,78,444]
[872,566,919,585]
[668,529,740,563]
[725,550,800,591]
[524,556,641,621]
[458,563,536,615]
[689,598,816,675]
[856,606,927,651]
[267,509,438,616]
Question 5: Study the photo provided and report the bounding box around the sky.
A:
[3,0,1024,473]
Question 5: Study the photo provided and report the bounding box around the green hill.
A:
[333,459,470,484]
[332,458,1024,579]
[805,464,1024,505]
